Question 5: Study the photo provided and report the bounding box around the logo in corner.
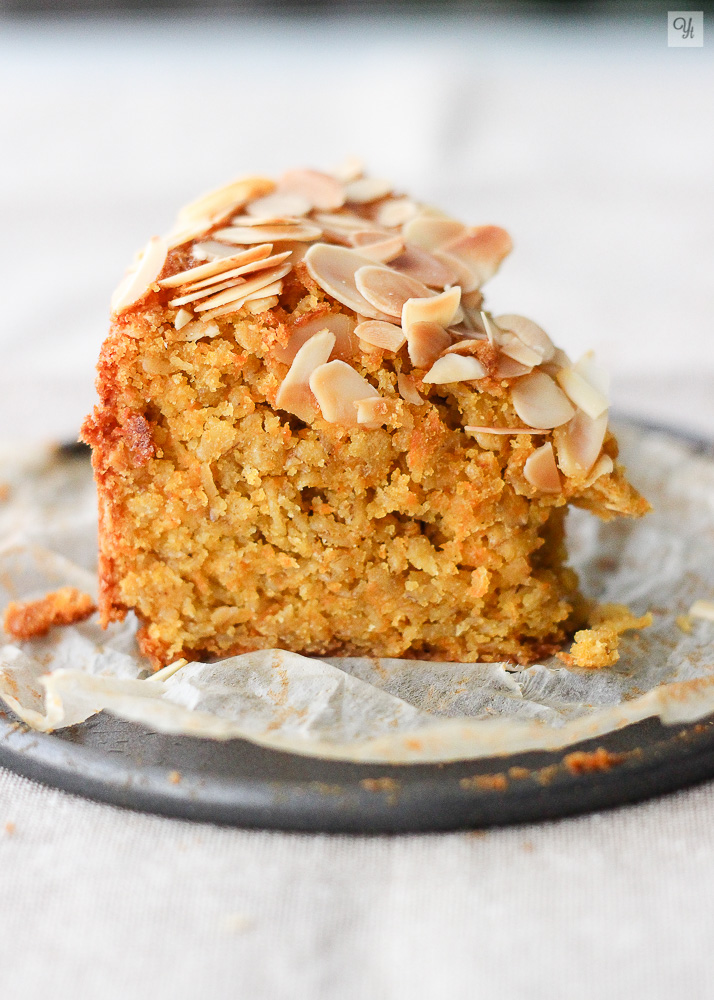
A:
[668,11,704,46]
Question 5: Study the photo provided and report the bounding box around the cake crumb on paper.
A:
[3,587,96,640]
[559,603,653,669]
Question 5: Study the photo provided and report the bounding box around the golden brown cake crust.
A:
[3,588,96,640]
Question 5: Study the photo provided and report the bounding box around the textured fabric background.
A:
[0,13,712,998]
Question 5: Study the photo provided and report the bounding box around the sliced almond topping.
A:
[442,225,513,288]
[497,332,544,368]
[495,314,556,363]
[406,322,452,369]
[377,198,419,228]
[177,176,275,225]
[169,276,245,308]
[402,216,466,251]
[511,371,576,429]
[390,246,459,289]
[276,330,336,423]
[244,279,283,302]
[213,222,322,244]
[195,262,291,312]
[397,373,423,405]
[246,294,279,315]
[423,354,486,384]
[246,192,311,218]
[402,286,461,333]
[191,240,244,262]
[465,425,539,435]
[309,360,379,426]
[344,177,393,204]
[229,214,307,227]
[523,443,562,493]
[174,307,193,331]
[111,236,168,314]
[354,320,406,352]
[689,600,714,623]
[331,156,364,184]
[313,212,371,233]
[182,250,292,292]
[355,266,434,319]
[304,244,394,321]
[432,249,481,293]
[556,367,609,420]
[583,453,614,487]
[573,351,610,395]
[356,396,392,428]
[279,169,346,211]
[494,355,533,379]
[160,245,273,288]
[553,410,608,478]
[274,313,358,365]
[350,232,404,263]
[166,218,213,249]
[175,319,221,342]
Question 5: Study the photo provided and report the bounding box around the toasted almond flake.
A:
[160,245,273,288]
[246,192,311,218]
[354,320,406,352]
[111,236,168,314]
[304,244,393,321]
[182,250,292,292]
[556,367,609,420]
[423,354,486,384]
[166,218,213,249]
[175,319,221,342]
[402,286,461,333]
[574,351,610,396]
[377,198,419,228]
[350,232,404,262]
[276,330,336,423]
[191,240,244,262]
[496,331,544,368]
[309,360,379,426]
[523,443,562,493]
[213,222,322,244]
[244,279,283,302]
[356,396,392,428]
[355,266,434,318]
[390,246,458,289]
[406,321,452,369]
[177,176,275,225]
[511,371,576,429]
[495,314,556,363]
[313,212,371,233]
[331,155,364,183]
[583,453,614,487]
[174,307,193,330]
[397,373,423,405]
[228,214,307,227]
[689,600,714,623]
[279,169,346,211]
[344,177,393,204]
[274,313,357,365]
[442,226,513,288]
[195,262,291,312]
[465,425,540,435]
[246,295,279,314]
[169,276,245,307]
[494,355,533,378]
[553,410,608,478]
[402,216,466,251]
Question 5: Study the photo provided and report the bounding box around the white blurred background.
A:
[1,10,712,440]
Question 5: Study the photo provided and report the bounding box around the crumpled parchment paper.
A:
[0,424,713,763]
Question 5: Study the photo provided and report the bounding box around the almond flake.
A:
[431,249,480,294]
[496,332,544,368]
[246,193,311,218]
[574,351,610,395]
[402,216,466,251]
[174,308,193,330]
[274,313,358,365]
[169,277,245,308]
[246,295,279,314]
[495,314,555,363]
[331,156,365,184]
[406,322,452,369]
[423,354,486,384]
[175,319,221,342]
[214,222,322,244]
[397,373,423,405]
[402,286,461,333]
[191,241,244,262]
[583,453,614,487]
[553,410,608,478]
[160,245,273,288]
[177,176,275,225]
[166,218,213,249]
[350,232,404,263]
[304,244,394,321]
[309,360,379,426]
[556,367,609,420]
[442,226,513,288]
[279,169,346,211]
[228,214,307,227]
[390,246,459,289]
[354,266,434,319]
[195,262,291,312]
[354,320,406,352]
[276,330,336,422]
[182,250,292,292]
[313,212,371,233]
[356,396,392,428]
[377,198,419,228]
[689,600,714,623]
[465,425,539,435]
[344,177,393,204]
[495,355,533,378]
[111,236,168,314]
[244,279,283,302]
[511,371,576,429]
[523,443,562,493]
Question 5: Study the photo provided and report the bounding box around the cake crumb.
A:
[4,821,16,836]
[3,587,96,640]
[676,614,693,634]
[564,747,625,774]
[561,603,653,669]
[168,770,182,785]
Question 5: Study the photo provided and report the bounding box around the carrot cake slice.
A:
[81,164,649,669]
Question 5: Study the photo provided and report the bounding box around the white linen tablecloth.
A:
[0,13,712,998]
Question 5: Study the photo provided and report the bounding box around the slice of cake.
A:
[81,164,649,669]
